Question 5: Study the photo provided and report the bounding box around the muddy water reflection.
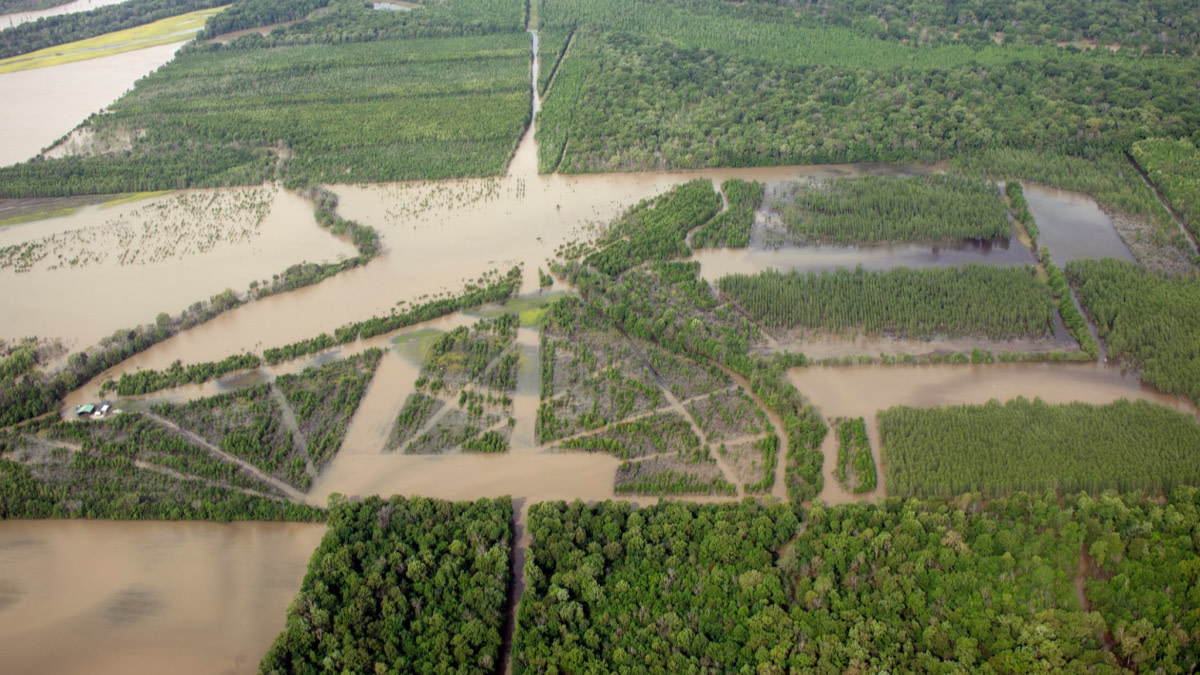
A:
[0,43,181,167]
[793,362,1193,419]
[696,236,1032,282]
[0,520,324,675]
[1024,184,1135,263]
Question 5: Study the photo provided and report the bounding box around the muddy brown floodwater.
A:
[695,236,1033,281]
[4,28,1194,671]
[1023,184,1136,263]
[791,362,1197,505]
[0,43,183,167]
[0,0,131,29]
[0,187,357,347]
[0,520,325,675]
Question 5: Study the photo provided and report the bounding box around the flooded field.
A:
[695,236,1032,281]
[0,43,181,167]
[0,187,357,348]
[1024,184,1136,263]
[0,520,324,675]
[792,362,1197,504]
[0,0,130,28]
[785,333,1075,360]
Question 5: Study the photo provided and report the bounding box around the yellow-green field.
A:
[102,191,174,208]
[0,191,173,227]
[0,7,225,74]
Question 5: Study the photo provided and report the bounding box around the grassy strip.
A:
[101,190,173,207]
[0,7,224,73]
[0,191,168,227]
[0,205,83,226]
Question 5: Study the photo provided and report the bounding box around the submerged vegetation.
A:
[107,353,262,396]
[0,414,322,521]
[546,258,827,501]
[274,348,382,469]
[143,350,381,490]
[6,0,1200,667]
[152,383,305,488]
[0,288,244,427]
[263,266,521,364]
[390,315,519,455]
[880,397,1200,498]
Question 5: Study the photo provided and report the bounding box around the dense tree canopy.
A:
[514,491,1200,672]
[260,495,512,674]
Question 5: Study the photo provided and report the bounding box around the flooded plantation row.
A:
[1,27,1196,674]
[2,170,1124,360]
[64,301,1196,511]
[794,362,1197,505]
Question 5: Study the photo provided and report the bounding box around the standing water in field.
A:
[792,362,1197,504]
[0,520,324,675]
[0,0,131,28]
[1023,184,1135,263]
[0,43,183,167]
[0,187,357,347]
[694,236,1033,282]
